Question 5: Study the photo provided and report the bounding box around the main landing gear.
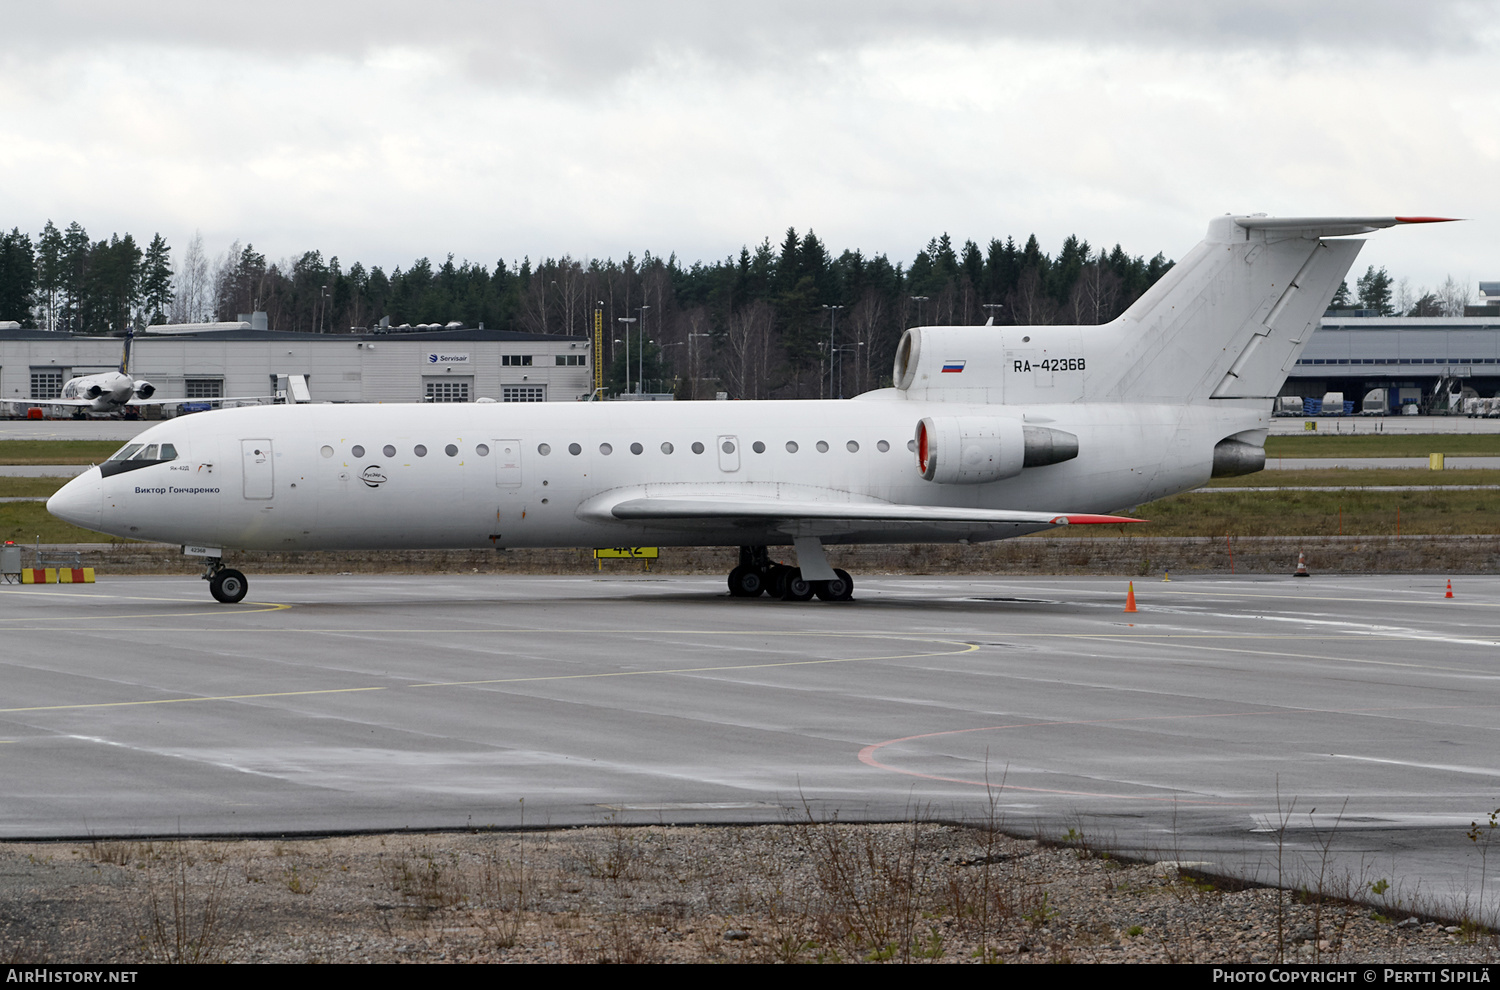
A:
[202,557,248,604]
[727,545,854,602]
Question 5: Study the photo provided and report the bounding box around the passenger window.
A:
[691,442,705,454]
[752,441,765,453]
[816,441,829,453]
[600,443,613,455]
[630,442,643,455]
[786,441,798,453]
[568,443,582,455]
[846,441,859,452]
[877,440,890,452]
[414,445,427,457]
[445,444,458,457]
[476,444,490,456]
[538,443,552,455]
[352,445,365,458]
[320,445,334,458]
[383,445,397,457]
[661,442,674,454]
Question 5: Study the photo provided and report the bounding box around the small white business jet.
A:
[15,329,263,417]
[48,215,1450,603]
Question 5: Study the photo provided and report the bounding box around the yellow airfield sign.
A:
[593,547,660,559]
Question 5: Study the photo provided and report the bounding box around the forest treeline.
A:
[0,220,1180,398]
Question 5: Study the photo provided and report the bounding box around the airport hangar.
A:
[1285,303,1500,412]
[6,311,1500,412]
[0,325,595,410]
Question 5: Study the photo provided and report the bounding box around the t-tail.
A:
[119,327,134,375]
[1092,216,1456,403]
[891,216,1454,408]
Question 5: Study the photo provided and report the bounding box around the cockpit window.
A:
[100,441,178,478]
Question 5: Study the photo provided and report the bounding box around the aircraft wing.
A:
[126,396,271,407]
[602,495,1141,528]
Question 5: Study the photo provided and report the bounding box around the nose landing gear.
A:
[202,557,249,604]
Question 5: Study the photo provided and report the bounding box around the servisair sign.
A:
[424,352,470,365]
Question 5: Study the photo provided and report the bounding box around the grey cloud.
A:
[8,1,1493,89]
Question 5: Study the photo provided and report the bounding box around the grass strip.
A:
[0,440,123,465]
[1265,433,1500,458]
[1057,486,1500,538]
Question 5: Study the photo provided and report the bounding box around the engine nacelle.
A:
[916,417,1080,484]
[1211,438,1265,477]
[84,384,103,399]
[133,380,155,399]
[916,416,1024,484]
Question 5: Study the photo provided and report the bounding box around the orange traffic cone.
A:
[1293,553,1310,578]
[1445,580,1454,599]
[1124,581,1138,613]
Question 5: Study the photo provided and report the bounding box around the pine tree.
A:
[1356,265,1394,315]
[140,233,173,325]
[0,228,37,325]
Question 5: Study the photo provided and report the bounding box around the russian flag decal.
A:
[941,360,965,373]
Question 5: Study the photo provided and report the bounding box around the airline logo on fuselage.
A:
[360,466,387,488]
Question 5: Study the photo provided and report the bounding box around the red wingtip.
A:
[1394,216,1463,224]
[1051,514,1147,526]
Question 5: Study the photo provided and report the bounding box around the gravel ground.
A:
[1,824,1495,964]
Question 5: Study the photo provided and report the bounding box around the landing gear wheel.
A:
[728,565,767,597]
[814,568,854,602]
[209,568,248,604]
[779,567,815,602]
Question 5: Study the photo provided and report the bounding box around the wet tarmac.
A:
[2,572,1496,917]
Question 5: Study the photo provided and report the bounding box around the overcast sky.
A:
[3,1,1497,298]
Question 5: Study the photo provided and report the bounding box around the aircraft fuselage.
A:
[51,396,1260,551]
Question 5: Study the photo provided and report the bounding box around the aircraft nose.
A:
[47,471,103,531]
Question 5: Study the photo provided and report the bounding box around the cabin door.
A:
[241,439,274,499]
[493,439,522,487]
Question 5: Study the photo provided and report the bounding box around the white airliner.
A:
[47,215,1449,603]
[15,329,263,417]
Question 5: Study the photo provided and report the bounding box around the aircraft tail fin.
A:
[1092,216,1454,403]
[119,327,134,375]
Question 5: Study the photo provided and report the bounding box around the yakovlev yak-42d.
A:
[48,215,1452,603]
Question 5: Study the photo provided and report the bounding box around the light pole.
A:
[910,295,929,328]
[688,331,708,400]
[637,305,651,395]
[320,284,330,334]
[617,317,636,396]
[982,302,1003,325]
[832,342,863,399]
[822,304,844,399]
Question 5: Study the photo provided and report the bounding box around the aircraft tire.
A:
[779,568,815,602]
[813,569,854,602]
[210,568,248,604]
[728,565,766,597]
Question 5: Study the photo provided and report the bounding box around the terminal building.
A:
[1,326,594,410]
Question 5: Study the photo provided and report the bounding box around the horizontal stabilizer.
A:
[605,496,1142,528]
[1232,216,1460,237]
